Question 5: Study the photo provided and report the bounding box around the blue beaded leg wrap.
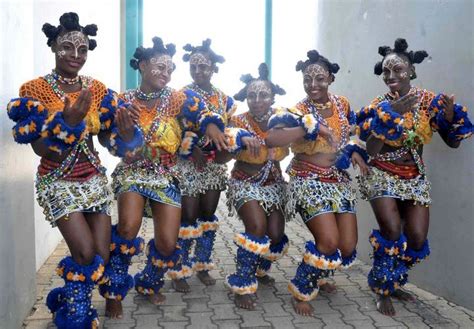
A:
[99,225,144,301]
[225,233,270,295]
[46,255,105,329]
[135,239,182,296]
[193,215,219,272]
[367,230,408,296]
[168,222,202,280]
[256,234,289,277]
[288,241,342,302]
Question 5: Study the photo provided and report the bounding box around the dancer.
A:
[225,63,289,309]
[169,39,236,292]
[356,38,473,316]
[6,12,143,328]
[266,50,368,316]
[102,37,228,318]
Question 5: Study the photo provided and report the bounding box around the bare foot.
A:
[292,298,313,316]
[376,295,396,316]
[105,299,123,319]
[319,281,337,293]
[234,294,256,310]
[392,289,416,302]
[148,293,166,305]
[257,274,275,286]
[196,271,216,286]
[172,279,191,293]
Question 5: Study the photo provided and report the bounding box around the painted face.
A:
[54,31,89,75]
[143,54,174,89]
[189,52,213,85]
[303,64,331,101]
[382,53,412,93]
[247,80,273,115]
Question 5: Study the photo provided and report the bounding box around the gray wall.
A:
[0,2,38,328]
[315,0,473,309]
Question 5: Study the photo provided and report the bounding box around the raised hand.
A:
[242,136,261,158]
[63,89,92,126]
[115,107,135,142]
[127,103,141,124]
[440,94,455,122]
[390,91,418,114]
[205,124,229,151]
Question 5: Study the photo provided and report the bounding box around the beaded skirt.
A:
[36,172,112,227]
[112,159,181,217]
[176,158,227,197]
[357,160,432,206]
[226,176,286,219]
[286,160,356,222]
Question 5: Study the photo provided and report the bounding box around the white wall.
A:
[316,0,474,309]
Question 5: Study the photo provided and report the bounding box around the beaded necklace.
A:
[303,94,350,152]
[249,109,272,123]
[36,138,104,190]
[242,112,269,145]
[135,88,162,101]
[44,72,92,102]
[52,70,81,85]
[189,83,226,116]
[141,87,174,144]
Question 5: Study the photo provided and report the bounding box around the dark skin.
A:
[33,31,134,318]
[172,52,229,292]
[266,63,368,316]
[220,80,285,310]
[367,53,459,316]
[107,53,229,317]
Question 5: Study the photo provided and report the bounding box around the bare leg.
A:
[258,208,285,286]
[292,213,339,316]
[319,212,358,294]
[196,190,221,286]
[106,192,145,318]
[149,201,181,305]
[369,197,403,316]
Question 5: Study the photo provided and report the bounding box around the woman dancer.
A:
[169,39,237,292]
[101,37,229,318]
[6,12,142,328]
[224,63,289,310]
[356,38,473,316]
[266,50,368,316]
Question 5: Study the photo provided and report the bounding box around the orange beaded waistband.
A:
[371,159,420,179]
[38,158,99,182]
[287,159,348,183]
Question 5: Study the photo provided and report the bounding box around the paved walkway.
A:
[23,202,474,328]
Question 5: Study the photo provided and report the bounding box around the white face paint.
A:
[190,53,212,67]
[189,52,213,83]
[149,54,173,77]
[56,31,89,59]
[247,80,273,112]
[382,54,412,86]
[303,64,331,91]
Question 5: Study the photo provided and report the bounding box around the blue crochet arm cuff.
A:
[225,127,253,154]
[106,125,144,158]
[429,94,474,141]
[179,130,200,159]
[368,101,404,141]
[268,107,301,130]
[335,141,368,170]
[41,111,86,154]
[7,97,49,144]
[99,88,121,131]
